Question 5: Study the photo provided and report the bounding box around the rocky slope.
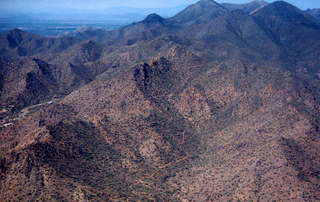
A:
[1,0,320,201]
[1,56,320,201]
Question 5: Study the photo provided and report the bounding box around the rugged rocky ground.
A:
[1,0,320,201]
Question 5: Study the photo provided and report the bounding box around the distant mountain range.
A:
[1,0,320,201]
[1,1,319,36]
[0,5,190,36]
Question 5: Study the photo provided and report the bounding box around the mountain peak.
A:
[196,0,224,8]
[170,0,227,25]
[267,1,296,8]
[253,1,298,17]
[253,0,318,25]
[256,0,302,13]
[198,0,219,4]
[7,28,38,37]
[9,28,23,33]
[6,28,36,48]
[142,13,165,24]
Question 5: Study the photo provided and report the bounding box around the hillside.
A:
[1,0,320,201]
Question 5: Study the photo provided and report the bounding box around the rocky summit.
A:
[1,0,320,201]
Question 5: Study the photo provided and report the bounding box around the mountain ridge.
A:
[222,0,268,14]
[169,0,228,25]
[306,8,320,22]
[1,0,320,201]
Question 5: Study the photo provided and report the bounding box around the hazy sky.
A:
[0,0,319,11]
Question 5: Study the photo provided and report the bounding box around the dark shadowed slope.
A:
[253,1,320,73]
[178,9,281,63]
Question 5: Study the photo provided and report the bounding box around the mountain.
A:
[222,0,268,14]
[0,29,93,59]
[178,9,281,62]
[2,53,320,202]
[1,0,320,201]
[252,1,320,73]
[99,13,174,46]
[306,8,320,21]
[0,13,175,111]
[169,0,228,25]
[0,56,98,111]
